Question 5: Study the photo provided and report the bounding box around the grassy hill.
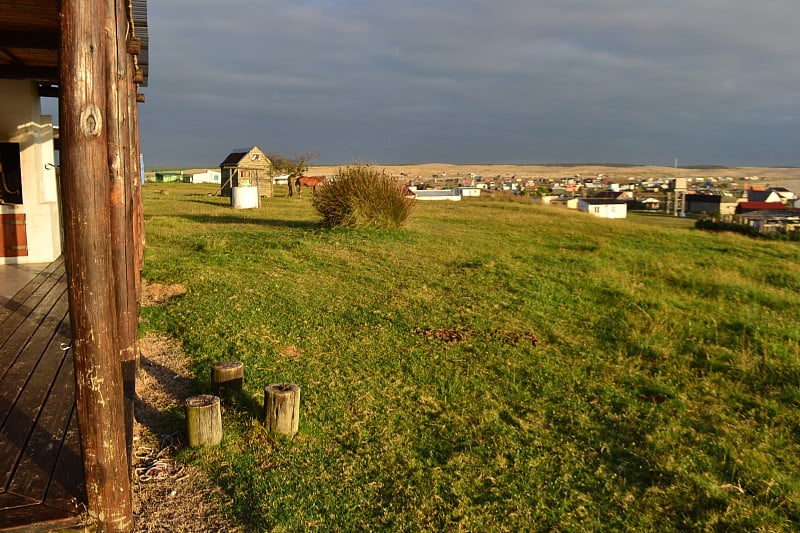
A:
[140,183,800,531]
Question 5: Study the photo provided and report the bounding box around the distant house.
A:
[548,196,581,209]
[219,146,273,198]
[747,190,782,204]
[154,170,184,183]
[185,169,221,184]
[577,198,627,219]
[767,187,797,202]
[411,188,461,201]
[456,187,481,197]
[641,197,661,210]
[685,193,740,216]
[737,210,800,234]
[594,190,634,201]
[273,174,290,186]
[531,195,560,206]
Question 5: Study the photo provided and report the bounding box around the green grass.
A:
[140,182,800,532]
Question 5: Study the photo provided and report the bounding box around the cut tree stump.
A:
[264,383,300,437]
[185,395,222,447]
[211,361,244,396]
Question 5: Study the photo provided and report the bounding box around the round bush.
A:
[312,165,415,228]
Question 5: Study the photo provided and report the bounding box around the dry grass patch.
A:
[141,280,187,307]
[132,334,240,533]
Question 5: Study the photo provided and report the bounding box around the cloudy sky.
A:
[138,0,800,168]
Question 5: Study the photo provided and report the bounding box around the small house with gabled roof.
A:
[219,146,272,198]
[747,189,782,204]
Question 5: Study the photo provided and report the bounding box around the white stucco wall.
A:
[0,80,62,264]
[190,170,221,183]
[577,200,628,219]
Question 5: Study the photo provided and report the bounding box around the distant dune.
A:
[308,163,800,191]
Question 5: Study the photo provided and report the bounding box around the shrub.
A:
[312,165,415,228]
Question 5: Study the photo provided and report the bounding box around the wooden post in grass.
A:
[211,361,244,396]
[264,383,300,436]
[185,395,223,447]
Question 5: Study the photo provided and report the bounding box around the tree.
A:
[266,150,317,197]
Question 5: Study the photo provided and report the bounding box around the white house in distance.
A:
[577,198,628,219]
[0,80,61,264]
[410,188,462,201]
[185,168,221,184]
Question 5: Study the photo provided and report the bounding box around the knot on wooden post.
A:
[80,104,103,138]
[264,383,300,437]
[185,395,222,447]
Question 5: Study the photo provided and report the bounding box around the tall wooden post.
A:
[127,30,145,299]
[107,0,138,370]
[59,0,134,530]
[106,0,139,466]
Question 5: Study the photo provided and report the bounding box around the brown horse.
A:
[295,175,327,196]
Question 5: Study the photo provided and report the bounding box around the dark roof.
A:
[132,1,150,87]
[594,190,629,199]
[686,193,720,198]
[748,190,777,202]
[580,198,627,205]
[220,151,248,167]
[0,0,149,86]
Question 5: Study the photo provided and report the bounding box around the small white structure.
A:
[531,195,559,205]
[411,189,461,201]
[577,198,627,219]
[273,174,290,186]
[187,169,221,184]
[0,80,62,264]
[231,186,259,209]
[456,187,481,197]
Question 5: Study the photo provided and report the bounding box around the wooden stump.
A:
[211,361,244,396]
[264,383,300,437]
[185,395,222,447]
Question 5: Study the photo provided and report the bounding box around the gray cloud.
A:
[139,0,800,167]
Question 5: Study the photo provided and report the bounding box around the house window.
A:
[0,143,23,205]
[593,207,601,214]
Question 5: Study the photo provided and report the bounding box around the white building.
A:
[0,80,62,264]
[187,169,221,184]
[411,188,461,201]
[577,198,628,219]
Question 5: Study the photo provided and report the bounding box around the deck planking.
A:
[0,258,87,531]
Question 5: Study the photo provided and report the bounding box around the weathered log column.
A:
[107,0,138,368]
[128,37,145,299]
[59,0,134,530]
[106,0,139,467]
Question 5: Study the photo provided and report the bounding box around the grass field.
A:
[140,182,800,531]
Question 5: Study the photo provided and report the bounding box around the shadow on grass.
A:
[181,213,322,229]
[185,197,230,208]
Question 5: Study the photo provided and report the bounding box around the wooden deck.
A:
[0,258,87,532]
